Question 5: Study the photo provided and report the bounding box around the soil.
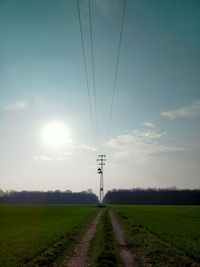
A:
[109,210,136,267]
[65,211,102,267]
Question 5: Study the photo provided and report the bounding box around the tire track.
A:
[109,210,136,267]
[66,210,102,267]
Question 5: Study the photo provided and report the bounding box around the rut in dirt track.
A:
[65,211,102,267]
[109,210,137,267]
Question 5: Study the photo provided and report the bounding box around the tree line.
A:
[0,190,98,204]
[1,188,200,205]
[104,188,200,205]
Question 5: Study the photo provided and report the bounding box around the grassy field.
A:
[112,205,200,263]
[1,204,200,267]
[0,205,98,267]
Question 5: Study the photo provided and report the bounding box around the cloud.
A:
[160,100,200,119]
[32,155,53,162]
[65,141,96,151]
[143,122,155,128]
[6,101,27,110]
[32,152,71,162]
[106,130,185,159]
[78,143,97,151]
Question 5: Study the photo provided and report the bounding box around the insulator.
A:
[97,168,102,173]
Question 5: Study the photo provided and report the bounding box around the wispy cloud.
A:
[32,151,72,162]
[143,121,155,128]
[32,155,53,162]
[79,143,97,151]
[160,100,200,119]
[69,141,96,152]
[6,101,27,111]
[106,130,185,159]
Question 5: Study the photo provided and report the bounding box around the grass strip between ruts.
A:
[89,208,123,267]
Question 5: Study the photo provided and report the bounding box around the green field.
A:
[1,205,200,267]
[112,205,200,262]
[0,205,98,267]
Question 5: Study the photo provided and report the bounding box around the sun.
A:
[42,121,70,147]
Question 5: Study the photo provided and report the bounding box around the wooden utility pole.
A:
[97,155,106,204]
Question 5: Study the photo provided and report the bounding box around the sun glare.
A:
[42,121,70,147]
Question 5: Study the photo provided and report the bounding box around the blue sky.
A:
[0,0,200,194]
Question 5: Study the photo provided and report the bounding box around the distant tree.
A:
[87,189,93,194]
[104,188,200,205]
[0,190,98,204]
[0,189,4,198]
[65,190,72,193]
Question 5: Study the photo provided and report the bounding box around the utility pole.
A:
[97,155,106,204]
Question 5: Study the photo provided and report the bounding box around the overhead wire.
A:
[76,0,97,148]
[77,0,126,148]
[89,0,98,148]
[107,0,127,139]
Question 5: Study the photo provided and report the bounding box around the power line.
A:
[76,0,96,148]
[89,0,98,147]
[107,0,127,139]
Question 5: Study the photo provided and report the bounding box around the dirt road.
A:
[64,209,135,267]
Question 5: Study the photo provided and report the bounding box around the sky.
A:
[0,0,200,195]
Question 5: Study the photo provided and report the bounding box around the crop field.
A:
[0,205,98,267]
[112,205,200,262]
[1,205,200,267]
